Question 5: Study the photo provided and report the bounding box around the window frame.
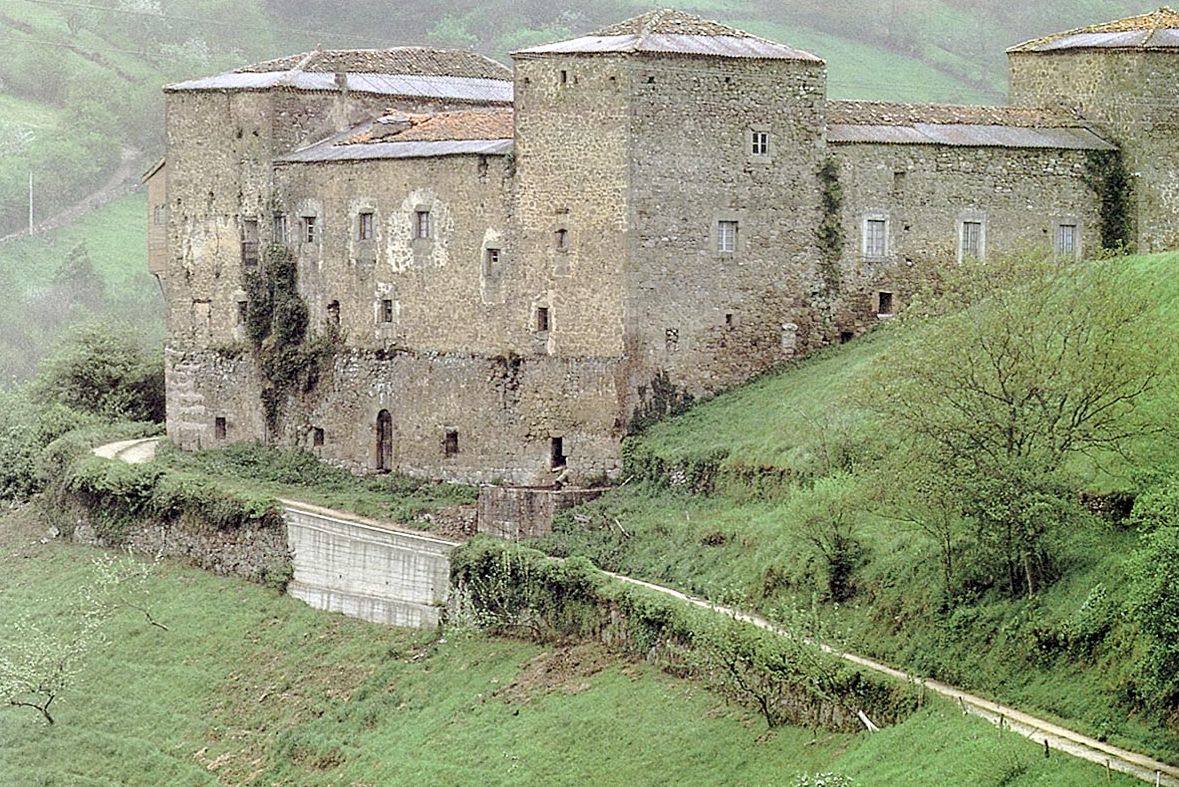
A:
[535,305,551,333]
[749,128,771,159]
[1054,222,1080,258]
[302,215,317,245]
[380,298,394,324]
[414,209,431,240]
[862,214,889,259]
[358,211,374,241]
[958,218,986,263]
[717,219,739,254]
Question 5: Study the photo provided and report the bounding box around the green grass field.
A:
[537,253,1179,764]
[0,508,1135,785]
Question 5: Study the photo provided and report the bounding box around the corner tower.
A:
[1008,8,1179,252]
[514,10,828,419]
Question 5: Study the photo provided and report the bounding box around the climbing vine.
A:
[816,158,845,292]
[243,244,338,429]
[1083,149,1135,254]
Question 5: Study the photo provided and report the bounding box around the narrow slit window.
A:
[1055,224,1078,257]
[381,299,394,323]
[555,228,569,251]
[415,210,431,240]
[358,211,374,241]
[864,218,887,257]
[559,69,568,85]
[535,306,551,333]
[960,220,984,261]
[550,436,566,470]
[444,429,459,457]
[214,417,227,440]
[236,300,248,324]
[241,219,259,266]
[718,220,738,253]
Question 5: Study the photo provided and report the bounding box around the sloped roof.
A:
[513,9,821,62]
[827,101,1115,150]
[278,109,514,164]
[1009,6,1179,52]
[236,48,510,80]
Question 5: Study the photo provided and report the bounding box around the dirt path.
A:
[88,436,1179,784]
[0,146,142,245]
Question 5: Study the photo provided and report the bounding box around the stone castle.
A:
[148,8,1179,486]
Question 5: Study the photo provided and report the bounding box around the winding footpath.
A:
[92,437,1179,785]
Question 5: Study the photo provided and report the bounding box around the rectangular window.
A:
[241,219,259,266]
[381,299,394,323]
[358,211,374,241]
[327,300,340,326]
[550,436,566,470]
[237,300,248,324]
[303,216,317,244]
[864,218,887,258]
[718,220,738,253]
[877,291,894,316]
[559,69,568,86]
[273,213,287,243]
[535,306,551,333]
[485,248,501,267]
[751,130,769,157]
[444,429,459,457]
[1055,224,1078,257]
[415,210,431,240]
[665,327,679,352]
[214,417,226,440]
[555,228,569,251]
[960,220,984,261]
[312,427,325,447]
[153,205,167,226]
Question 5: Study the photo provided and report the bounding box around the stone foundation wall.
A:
[476,485,607,540]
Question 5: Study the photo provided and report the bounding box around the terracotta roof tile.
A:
[827,101,1086,127]
[340,110,513,145]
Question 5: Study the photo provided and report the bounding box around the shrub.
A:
[1126,525,1179,714]
[0,390,98,501]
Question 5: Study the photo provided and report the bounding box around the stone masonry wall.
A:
[624,54,829,403]
[1009,50,1179,252]
[830,142,1103,331]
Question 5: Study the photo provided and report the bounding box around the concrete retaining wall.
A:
[284,502,458,628]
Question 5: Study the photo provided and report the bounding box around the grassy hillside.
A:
[537,253,1179,764]
[0,507,1135,785]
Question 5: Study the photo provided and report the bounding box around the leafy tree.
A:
[864,255,1173,596]
[1126,524,1179,714]
[33,323,165,423]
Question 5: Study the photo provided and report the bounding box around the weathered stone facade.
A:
[151,9,1177,487]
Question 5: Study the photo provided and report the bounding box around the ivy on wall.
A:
[243,244,338,430]
[816,158,845,292]
[1083,150,1136,254]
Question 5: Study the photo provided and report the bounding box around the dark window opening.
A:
[312,427,325,447]
[214,417,227,440]
[878,291,894,316]
[381,299,394,323]
[237,300,248,324]
[327,300,340,326]
[485,248,501,267]
[376,410,393,472]
[550,436,566,470]
[646,75,656,84]
[358,211,374,241]
[241,219,259,266]
[555,228,569,251]
[559,69,568,85]
[725,313,734,328]
[444,429,459,457]
[535,306,550,333]
[665,327,679,351]
[839,330,854,344]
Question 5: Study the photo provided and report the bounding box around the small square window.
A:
[444,429,459,457]
[214,417,227,440]
[555,228,569,251]
[415,210,431,240]
[358,211,374,241]
[303,216,317,244]
[535,306,551,333]
[877,291,894,316]
[485,248,501,267]
[751,130,769,157]
[381,299,394,323]
[718,220,739,253]
[312,427,325,447]
[864,218,887,258]
[550,436,566,470]
[1055,224,1078,257]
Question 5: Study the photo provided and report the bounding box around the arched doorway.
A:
[376,409,393,473]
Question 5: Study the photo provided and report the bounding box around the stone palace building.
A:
[147,8,1179,485]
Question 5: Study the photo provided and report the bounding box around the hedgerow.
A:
[450,538,916,732]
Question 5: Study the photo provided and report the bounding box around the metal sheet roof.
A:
[514,32,821,61]
[1032,31,1154,51]
[166,71,513,103]
[1008,8,1179,52]
[277,138,514,163]
[828,122,1115,150]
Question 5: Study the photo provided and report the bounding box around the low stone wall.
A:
[476,486,607,540]
[284,502,458,628]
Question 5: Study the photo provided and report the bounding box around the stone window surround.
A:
[876,289,896,318]
[410,201,435,248]
[748,126,772,163]
[533,302,551,333]
[861,211,890,259]
[712,209,746,256]
[1053,217,1081,259]
[355,204,377,243]
[296,202,322,251]
[957,211,987,263]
